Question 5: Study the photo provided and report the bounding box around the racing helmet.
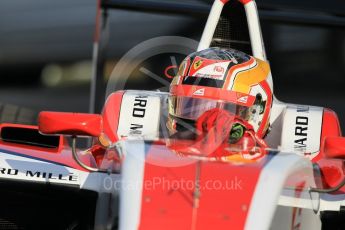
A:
[168,47,273,139]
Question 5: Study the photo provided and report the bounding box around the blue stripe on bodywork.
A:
[0,148,71,168]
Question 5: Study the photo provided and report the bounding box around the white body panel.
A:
[270,206,321,230]
[198,0,225,51]
[244,1,267,61]
[118,140,146,230]
[280,105,323,159]
[319,193,345,212]
[245,153,321,230]
[117,93,161,139]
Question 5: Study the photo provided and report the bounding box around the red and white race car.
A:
[0,1,344,230]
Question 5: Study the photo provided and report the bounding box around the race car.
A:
[0,0,345,230]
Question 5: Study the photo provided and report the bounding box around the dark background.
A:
[0,0,344,131]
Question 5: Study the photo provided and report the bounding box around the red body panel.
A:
[194,162,260,230]
[317,109,342,162]
[39,112,102,137]
[238,0,252,5]
[102,91,125,142]
[138,142,267,230]
[323,136,345,160]
[220,0,252,6]
[316,109,345,192]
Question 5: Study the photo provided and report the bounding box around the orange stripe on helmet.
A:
[223,57,256,90]
[231,59,270,94]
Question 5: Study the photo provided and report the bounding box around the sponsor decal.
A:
[132,96,148,118]
[280,105,322,159]
[191,61,231,81]
[0,167,79,184]
[294,106,309,153]
[214,65,225,73]
[194,73,224,80]
[117,94,161,139]
[237,96,248,104]
[128,96,148,135]
[129,124,144,135]
[193,59,203,70]
[193,88,205,96]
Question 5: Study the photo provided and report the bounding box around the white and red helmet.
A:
[168,47,273,138]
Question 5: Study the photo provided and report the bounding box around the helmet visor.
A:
[169,96,256,122]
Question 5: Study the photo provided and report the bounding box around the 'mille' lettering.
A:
[2,168,79,182]
[26,171,41,177]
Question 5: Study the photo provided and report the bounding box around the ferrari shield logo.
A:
[194,60,203,70]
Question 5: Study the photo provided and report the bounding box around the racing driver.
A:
[167,47,273,157]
